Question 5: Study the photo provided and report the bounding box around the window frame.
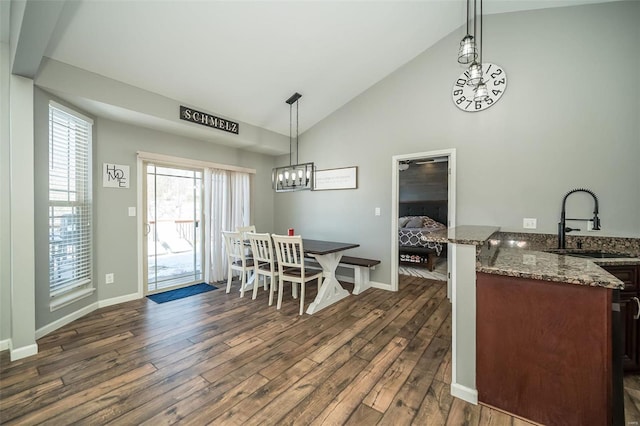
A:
[48,101,95,311]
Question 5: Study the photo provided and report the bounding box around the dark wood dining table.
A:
[302,239,359,314]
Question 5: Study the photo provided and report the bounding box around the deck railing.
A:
[147,220,199,242]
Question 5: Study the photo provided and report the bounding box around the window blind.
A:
[48,103,93,299]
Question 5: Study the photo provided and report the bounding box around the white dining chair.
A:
[247,232,279,304]
[222,230,255,297]
[271,234,323,315]
[237,225,257,258]
[236,225,257,240]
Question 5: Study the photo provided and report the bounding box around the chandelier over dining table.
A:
[272,92,314,192]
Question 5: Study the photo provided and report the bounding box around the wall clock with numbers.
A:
[451,63,507,112]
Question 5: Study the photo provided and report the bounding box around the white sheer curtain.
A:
[205,169,251,283]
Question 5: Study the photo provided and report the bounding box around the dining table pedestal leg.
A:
[306,252,350,314]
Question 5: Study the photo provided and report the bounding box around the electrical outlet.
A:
[523,218,537,229]
[105,273,114,284]
[587,221,594,231]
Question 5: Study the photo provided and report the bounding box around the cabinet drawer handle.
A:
[634,297,640,320]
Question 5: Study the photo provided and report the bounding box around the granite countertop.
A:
[420,225,637,289]
[477,247,625,289]
[421,225,500,245]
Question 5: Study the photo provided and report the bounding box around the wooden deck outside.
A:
[1,276,639,425]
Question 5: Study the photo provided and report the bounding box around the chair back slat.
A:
[272,234,304,273]
[222,231,248,264]
[247,232,275,267]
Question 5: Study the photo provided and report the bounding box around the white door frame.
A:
[137,158,206,296]
[390,148,456,294]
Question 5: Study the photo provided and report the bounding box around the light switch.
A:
[375,207,381,216]
[128,207,136,217]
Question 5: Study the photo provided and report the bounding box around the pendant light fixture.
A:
[467,62,483,87]
[452,0,507,111]
[464,0,482,86]
[473,0,489,102]
[457,0,477,64]
[272,92,314,192]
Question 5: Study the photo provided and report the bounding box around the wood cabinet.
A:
[602,264,640,371]
[477,272,613,426]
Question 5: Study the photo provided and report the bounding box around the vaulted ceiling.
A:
[7,0,616,138]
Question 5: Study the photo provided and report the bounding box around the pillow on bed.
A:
[398,217,411,228]
[404,216,424,228]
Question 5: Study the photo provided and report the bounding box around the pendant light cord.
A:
[472,0,477,48]
[296,99,300,165]
[289,102,292,166]
[465,0,470,35]
[479,0,483,66]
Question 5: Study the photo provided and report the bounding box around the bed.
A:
[398,200,448,271]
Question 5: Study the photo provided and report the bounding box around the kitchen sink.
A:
[565,252,627,259]
[544,249,630,259]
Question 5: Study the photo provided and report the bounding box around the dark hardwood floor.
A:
[1,276,639,425]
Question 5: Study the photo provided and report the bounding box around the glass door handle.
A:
[144,223,151,236]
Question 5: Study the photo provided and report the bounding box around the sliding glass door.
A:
[144,163,203,294]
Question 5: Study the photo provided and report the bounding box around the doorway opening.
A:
[144,163,203,294]
[391,149,456,295]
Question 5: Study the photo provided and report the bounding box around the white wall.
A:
[274,1,640,286]
[8,75,36,356]
[0,40,11,344]
[33,88,277,330]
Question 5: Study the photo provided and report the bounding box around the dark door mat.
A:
[147,283,218,304]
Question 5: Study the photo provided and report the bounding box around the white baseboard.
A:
[369,280,391,291]
[450,382,478,404]
[35,302,98,339]
[10,343,38,361]
[98,292,141,308]
[0,339,10,351]
[35,292,142,340]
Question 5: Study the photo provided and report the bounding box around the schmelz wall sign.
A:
[179,105,239,134]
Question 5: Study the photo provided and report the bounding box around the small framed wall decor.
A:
[103,163,130,188]
[313,166,357,191]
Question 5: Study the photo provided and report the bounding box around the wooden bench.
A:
[305,255,380,295]
[339,256,380,295]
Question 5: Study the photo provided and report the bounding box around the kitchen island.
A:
[426,226,635,425]
[476,247,624,426]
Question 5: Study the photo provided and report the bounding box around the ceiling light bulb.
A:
[284,170,290,180]
[457,35,477,64]
[298,169,303,179]
[278,173,283,182]
[474,81,489,102]
[467,62,483,86]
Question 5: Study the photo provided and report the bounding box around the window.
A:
[48,102,93,309]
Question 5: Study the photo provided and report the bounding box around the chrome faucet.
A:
[558,188,601,249]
